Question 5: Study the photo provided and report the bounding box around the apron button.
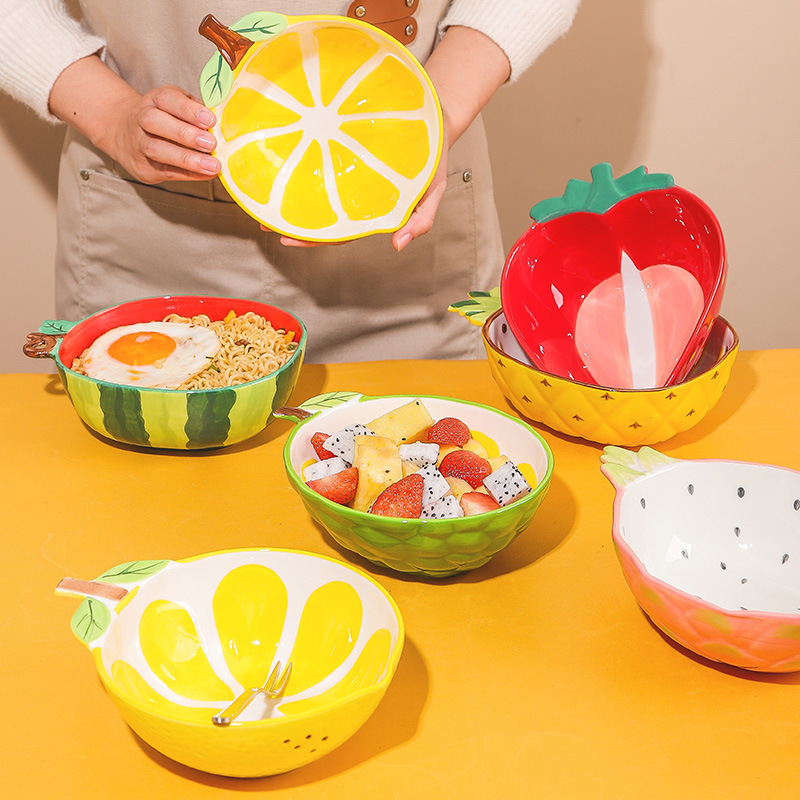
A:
[462,170,473,183]
[406,0,414,6]
[405,22,415,37]
[353,5,366,17]
[79,170,90,181]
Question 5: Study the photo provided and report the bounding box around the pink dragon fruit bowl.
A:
[275,393,554,578]
[601,446,800,672]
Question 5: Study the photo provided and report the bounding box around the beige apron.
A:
[55,1,504,362]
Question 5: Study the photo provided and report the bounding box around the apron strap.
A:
[347,0,419,44]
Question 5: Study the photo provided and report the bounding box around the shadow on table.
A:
[132,635,429,788]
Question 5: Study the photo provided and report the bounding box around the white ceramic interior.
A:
[287,394,552,486]
[618,460,800,613]
[99,550,402,720]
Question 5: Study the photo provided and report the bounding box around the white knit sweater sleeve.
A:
[440,0,580,82]
[1,0,105,122]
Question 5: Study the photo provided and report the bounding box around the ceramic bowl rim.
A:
[49,294,308,395]
[283,393,555,527]
[611,459,800,623]
[482,309,739,394]
[94,547,405,728]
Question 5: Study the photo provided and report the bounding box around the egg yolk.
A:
[107,331,177,366]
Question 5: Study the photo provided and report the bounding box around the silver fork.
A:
[212,660,293,727]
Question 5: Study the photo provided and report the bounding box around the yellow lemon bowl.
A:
[482,308,738,446]
[198,12,443,242]
[56,549,404,777]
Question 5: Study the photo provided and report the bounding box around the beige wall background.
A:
[2,0,798,374]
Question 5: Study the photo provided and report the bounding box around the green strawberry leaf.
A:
[199,12,288,107]
[95,560,170,584]
[448,287,501,326]
[40,319,77,336]
[530,162,675,223]
[70,597,112,645]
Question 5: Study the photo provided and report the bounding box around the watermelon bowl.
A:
[55,548,404,777]
[449,290,739,447]
[601,447,800,672]
[23,295,306,450]
[275,392,554,578]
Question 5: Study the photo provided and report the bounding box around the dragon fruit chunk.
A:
[416,463,451,506]
[323,424,376,466]
[303,455,348,482]
[421,494,464,519]
[482,461,531,507]
[399,442,440,467]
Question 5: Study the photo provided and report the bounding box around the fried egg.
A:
[81,321,221,388]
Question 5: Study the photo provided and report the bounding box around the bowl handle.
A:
[23,332,59,359]
[600,446,680,488]
[274,391,364,425]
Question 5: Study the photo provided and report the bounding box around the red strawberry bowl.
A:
[275,393,554,577]
[501,163,727,389]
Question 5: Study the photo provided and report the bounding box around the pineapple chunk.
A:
[352,435,403,512]
[444,476,473,500]
[488,455,510,472]
[402,461,422,477]
[366,398,434,445]
[463,437,490,459]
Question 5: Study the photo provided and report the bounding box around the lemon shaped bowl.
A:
[199,12,443,242]
[482,309,738,446]
[24,295,306,450]
[276,392,554,577]
[56,549,404,777]
[601,447,800,672]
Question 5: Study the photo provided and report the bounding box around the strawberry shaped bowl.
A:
[449,290,738,446]
[275,393,554,577]
[56,549,404,777]
[601,447,800,672]
[198,12,442,242]
[500,163,727,389]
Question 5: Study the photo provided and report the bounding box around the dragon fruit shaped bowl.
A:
[601,447,800,672]
[275,393,554,578]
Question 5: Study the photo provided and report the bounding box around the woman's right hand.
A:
[50,54,221,184]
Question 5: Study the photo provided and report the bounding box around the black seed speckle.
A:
[688,484,694,495]
[640,498,646,509]
[740,606,748,611]
[794,499,800,511]
[322,736,329,741]
[737,487,745,498]
[720,562,727,570]
[502,323,508,334]
[741,577,748,584]
[306,734,312,739]
[283,739,291,744]
[681,549,689,559]
[734,526,741,537]
[782,554,790,564]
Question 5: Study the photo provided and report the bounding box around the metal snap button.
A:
[79,170,90,181]
[405,22,415,37]
[354,5,366,17]
[405,0,414,6]
[462,170,473,183]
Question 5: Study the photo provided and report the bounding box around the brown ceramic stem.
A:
[275,406,314,420]
[198,14,254,71]
[57,577,129,602]
[23,332,59,359]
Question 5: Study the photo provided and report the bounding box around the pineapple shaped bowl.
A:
[601,447,800,672]
[275,392,554,577]
[450,289,738,446]
[56,549,404,777]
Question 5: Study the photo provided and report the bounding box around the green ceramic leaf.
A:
[95,560,170,584]
[448,287,501,327]
[299,392,362,414]
[40,319,77,336]
[635,447,679,475]
[199,12,288,107]
[600,446,678,487]
[71,597,112,645]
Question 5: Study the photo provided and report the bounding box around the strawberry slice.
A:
[311,431,336,460]
[460,491,501,516]
[439,450,492,489]
[306,466,358,505]
[426,417,471,447]
[370,473,424,519]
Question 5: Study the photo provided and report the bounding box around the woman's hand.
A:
[49,54,220,184]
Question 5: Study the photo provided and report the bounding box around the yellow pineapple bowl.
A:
[198,12,442,241]
[450,288,739,447]
[56,549,404,777]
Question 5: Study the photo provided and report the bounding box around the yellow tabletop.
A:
[2,352,800,799]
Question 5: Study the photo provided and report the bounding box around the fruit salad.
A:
[301,398,534,519]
